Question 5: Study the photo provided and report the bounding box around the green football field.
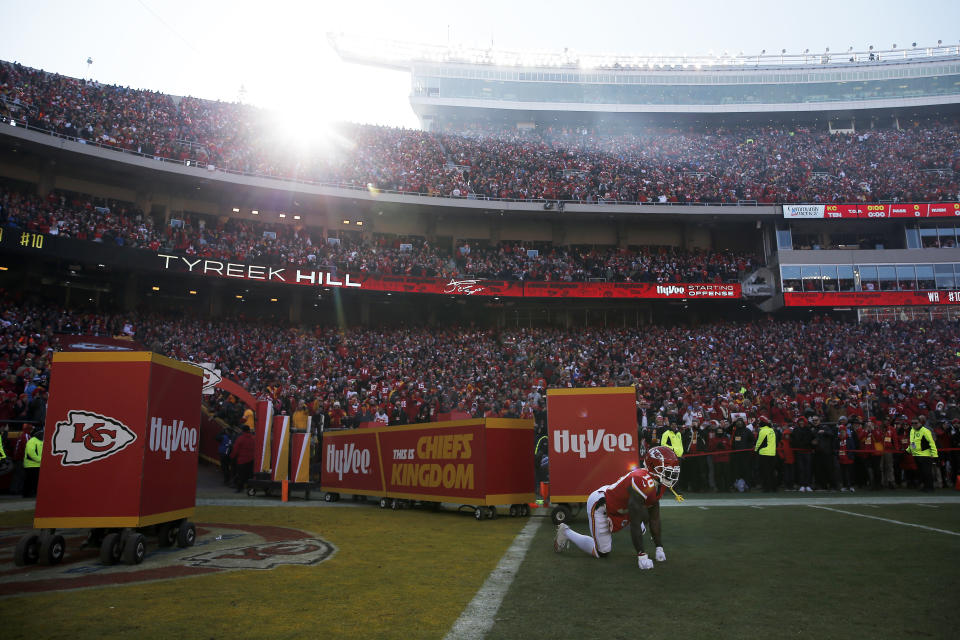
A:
[1,494,958,639]
[491,499,960,640]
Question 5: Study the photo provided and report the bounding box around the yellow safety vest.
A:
[662,429,684,458]
[24,436,43,468]
[754,425,777,456]
[908,427,938,458]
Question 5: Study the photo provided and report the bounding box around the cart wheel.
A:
[551,504,572,526]
[509,505,519,517]
[391,499,399,510]
[324,492,334,502]
[14,534,41,566]
[521,504,530,517]
[246,487,257,497]
[486,506,497,520]
[122,533,146,565]
[157,522,178,548]
[474,507,483,520]
[379,497,389,509]
[177,521,197,548]
[39,534,66,566]
[100,533,123,565]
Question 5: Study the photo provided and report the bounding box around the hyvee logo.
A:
[656,285,686,296]
[149,417,198,460]
[553,428,635,459]
[326,443,371,480]
[52,410,137,465]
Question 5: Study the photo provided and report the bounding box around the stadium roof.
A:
[329,33,960,72]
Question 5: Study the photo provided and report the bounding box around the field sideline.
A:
[1,492,958,639]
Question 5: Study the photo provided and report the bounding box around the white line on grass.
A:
[809,505,960,536]
[445,517,542,640]
[698,506,709,510]
[916,504,939,508]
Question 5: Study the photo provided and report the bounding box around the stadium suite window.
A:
[920,227,940,248]
[801,266,822,291]
[858,265,879,291]
[916,265,935,290]
[897,265,917,290]
[780,266,802,292]
[936,264,957,289]
[820,265,839,291]
[877,265,898,291]
[838,265,856,291]
[776,228,793,250]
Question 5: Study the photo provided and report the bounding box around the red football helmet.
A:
[644,445,681,488]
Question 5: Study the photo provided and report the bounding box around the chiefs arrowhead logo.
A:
[52,410,137,465]
[198,362,222,394]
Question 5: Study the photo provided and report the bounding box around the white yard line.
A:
[445,517,542,640]
[809,505,960,536]
[916,504,939,508]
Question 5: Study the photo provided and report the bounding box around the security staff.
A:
[907,418,938,492]
[0,428,8,474]
[660,419,684,459]
[754,418,778,492]
[22,428,43,498]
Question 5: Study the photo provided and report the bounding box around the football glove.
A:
[638,553,654,570]
[655,546,666,562]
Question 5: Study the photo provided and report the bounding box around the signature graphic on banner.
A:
[443,279,487,295]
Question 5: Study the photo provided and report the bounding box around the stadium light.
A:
[251,210,259,215]
[293,215,301,220]
[279,213,286,218]
[232,207,239,213]
[342,219,351,225]
[188,290,197,295]
[151,286,160,291]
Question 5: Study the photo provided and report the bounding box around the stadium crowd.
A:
[0,184,757,282]
[1,298,958,493]
[2,61,959,204]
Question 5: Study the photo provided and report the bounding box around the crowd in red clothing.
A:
[0,184,758,282]
[2,298,958,491]
[2,61,959,204]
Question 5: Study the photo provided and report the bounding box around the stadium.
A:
[1,11,959,640]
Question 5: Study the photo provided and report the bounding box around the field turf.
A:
[1,496,958,639]
[491,501,960,640]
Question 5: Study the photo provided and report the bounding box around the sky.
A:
[2,0,957,129]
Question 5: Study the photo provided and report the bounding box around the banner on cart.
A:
[320,430,384,495]
[319,418,534,504]
[377,421,485,502]
[546,387,639,503]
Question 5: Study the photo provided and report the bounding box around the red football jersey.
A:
[601,468,664,532]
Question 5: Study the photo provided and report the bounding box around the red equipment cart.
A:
[546,387,639,525]
[14,351,203,567]
[320,417,535,520]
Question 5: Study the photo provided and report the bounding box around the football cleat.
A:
[554,523,570,553]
